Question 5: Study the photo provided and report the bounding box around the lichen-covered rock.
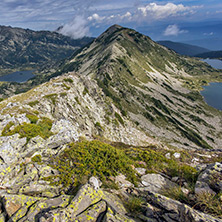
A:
[51,119,78,135]
[19,181,60,198]
[75,200,106,222]
[24,136,45,157]
[0,134,26,165]
[33,182,133,221]
[1,193,42,221]
[195,162,222,195]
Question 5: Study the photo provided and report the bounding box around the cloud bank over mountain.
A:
[0,0,222,42]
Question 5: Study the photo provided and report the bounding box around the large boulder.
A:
[139,173,177,193]
[45,119,79,149]
[195,162,222,195]
[0,134,26,176]
[143,191,221,222]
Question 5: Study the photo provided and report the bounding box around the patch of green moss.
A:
[2,117,53,141]
[43,93,58,105]
[1,121,14,136]
[26,114,39,124]
[64,78,73,83]
[60,92,67,97]
[75,97,81,105]
[114,112,124,125]
[31,154,42,163]
[83,87,89,95]
[28,100,39,107]
[62,83,70,90]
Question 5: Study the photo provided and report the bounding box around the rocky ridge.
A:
[59,24,222,150]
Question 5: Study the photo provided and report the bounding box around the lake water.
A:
[0,70,35,83]
[201,82,222,110]
[202,58,222,69]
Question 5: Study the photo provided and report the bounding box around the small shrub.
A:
[64,78,73,83]
[26,114,39,124]
[62,83,70,90]
[195,192,222,217]
[44,93,58,105]
[163,186,189,204]
[1,121,14,136]
[60,92,67,97]
[28,100,39,107]
[75,97,81,105]
[83,87,89,95]
[115,112,124,125]
[95,122,104,130]
[124,196,145,214]
[0,98,4,102]
[31,154,42,163]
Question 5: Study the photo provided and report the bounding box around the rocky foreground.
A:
[0,116,221,221]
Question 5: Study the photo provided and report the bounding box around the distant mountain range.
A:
[195,50,222,59]
[0,25,94,69]
[157,41,210,57]
[184,38,222,51]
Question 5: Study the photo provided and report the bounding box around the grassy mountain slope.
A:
[1,24,222,150]
[0,25,94,70]
[158,40,210,56]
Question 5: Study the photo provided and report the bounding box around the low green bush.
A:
[48,140,137,187]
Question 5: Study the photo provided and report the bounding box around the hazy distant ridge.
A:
[158,40,210,56]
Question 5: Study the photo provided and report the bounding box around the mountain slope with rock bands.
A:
[0,24,222,222]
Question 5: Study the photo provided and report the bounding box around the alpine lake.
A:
[201,59,222,111]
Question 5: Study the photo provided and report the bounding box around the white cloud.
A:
[121,12,132,20]
[138,3,194,19]
[163,24,188,36]
[58,15,89,39]
[88,13,105,22]
[204,32,214,36]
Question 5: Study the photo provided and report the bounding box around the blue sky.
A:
[1,0,222,48]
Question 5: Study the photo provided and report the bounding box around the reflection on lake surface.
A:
[0,70,35,83]
[201,82,222,110]
[202,58,222,69]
